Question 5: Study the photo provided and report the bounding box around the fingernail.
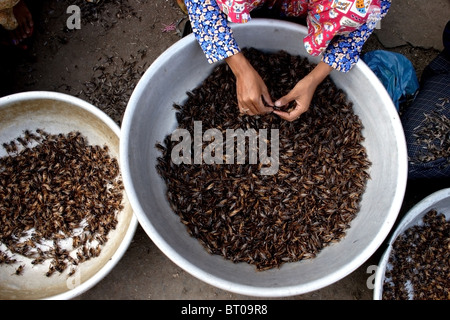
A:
[274,101,281,107]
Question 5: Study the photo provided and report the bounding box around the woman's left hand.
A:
[273,61,333,122]
[272,76,316,121]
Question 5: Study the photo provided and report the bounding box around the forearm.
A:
[226,52,252,77]
[304,61,333,87]
[185,0,240,64]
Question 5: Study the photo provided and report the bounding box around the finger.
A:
[14,23,27,41]
[27,15,34,30]
[273,102,306,121]
[248,95,273,115]
[20,25,28,39]
[23,24,32,37]
[262,105,274,114]
[273,110,299,122]
[240,95,273,115]
[274,92,296,109]
[257,102,273,114]
[240,98,261,116]
[246,106,258,116]
[239,107,250,115]
[262,91,274,107]
[12,30,22,44]
[239,103,256,116]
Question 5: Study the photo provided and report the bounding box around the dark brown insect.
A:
[68,268,76,277]
[46,265,56,277]
[14,264,25,276]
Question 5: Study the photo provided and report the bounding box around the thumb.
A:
[274,93,295,108]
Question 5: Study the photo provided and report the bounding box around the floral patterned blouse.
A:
[185,0,391,72]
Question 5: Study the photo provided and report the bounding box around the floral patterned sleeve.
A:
[185,0,241,64]
[185,0,391,72]
[322,0,391,72]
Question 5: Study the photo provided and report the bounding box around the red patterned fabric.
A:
[214,0,381,55]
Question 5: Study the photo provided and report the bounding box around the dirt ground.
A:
[1,0,186,126]
[0,0,447,300]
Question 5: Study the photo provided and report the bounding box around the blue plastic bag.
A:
[362,50,419,110]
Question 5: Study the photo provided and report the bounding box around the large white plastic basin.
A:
[121,19,408,297]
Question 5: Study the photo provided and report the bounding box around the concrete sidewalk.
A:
[375,0,449,50]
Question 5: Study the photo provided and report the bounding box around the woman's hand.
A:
[274,62,333,122]
[226,53,274,115]
[272,76,316,121]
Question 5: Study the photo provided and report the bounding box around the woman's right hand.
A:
[226,53,274,115]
